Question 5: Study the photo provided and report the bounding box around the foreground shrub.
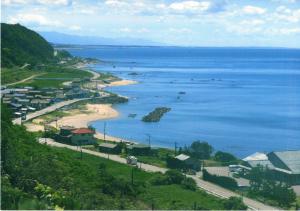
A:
[202,169,238,190]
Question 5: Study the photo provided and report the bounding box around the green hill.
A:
[1,23,54,67]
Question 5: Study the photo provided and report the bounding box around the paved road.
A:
[39,138,277,210]
[13,98,90,125]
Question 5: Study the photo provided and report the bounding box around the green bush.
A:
[202,169,238,190]
[181,178,197,191]
[214,151,237,163]
[223,197,247,210]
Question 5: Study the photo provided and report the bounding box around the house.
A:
[173,154,201,171]
[127,143,151,155]
[241,150,300,185]
[16,98,30,106]
[99,143,121,154]
[70,128,96,145]
[56,126,75,142]
[11,88,29,94]
[10,103,22,111]
[30,99,51,110]
[56,126,96,145]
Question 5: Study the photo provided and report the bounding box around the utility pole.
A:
[55,115,58,129]
[131,168,134,185]
[80,140,83,160]
[103,122,107,141]
[146,134,151,147]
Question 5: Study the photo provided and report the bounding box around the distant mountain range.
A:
[39,31,163,46]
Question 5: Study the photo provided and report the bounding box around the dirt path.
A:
[5,73,45,86]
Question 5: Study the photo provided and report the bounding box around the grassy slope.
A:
[1,105,228,210]
[1,67,43,85]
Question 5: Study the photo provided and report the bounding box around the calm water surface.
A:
[68,46,300,158]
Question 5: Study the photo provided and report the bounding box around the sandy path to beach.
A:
[25,104,134,143]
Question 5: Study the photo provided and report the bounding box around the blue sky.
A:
[2,0,300,47]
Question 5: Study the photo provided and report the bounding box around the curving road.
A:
[39,138,277,210]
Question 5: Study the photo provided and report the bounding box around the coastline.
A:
[24,64,138,144]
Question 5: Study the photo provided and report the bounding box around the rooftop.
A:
[243,152,268,161]
[175,154,190,161]
[269,150,300,174]
[71,128,95,134]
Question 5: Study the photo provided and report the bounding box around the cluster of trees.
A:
[1,23,54,68]
[214,151,237,164]
[202,169,238,190]
[179,141,214,159]
[247,166,296,208]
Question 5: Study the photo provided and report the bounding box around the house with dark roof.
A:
[167,154,201,171]
[99,142,121,154]
[127,143,151,155]
[241,150,300,185]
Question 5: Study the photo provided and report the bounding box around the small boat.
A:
[128,114,137,118]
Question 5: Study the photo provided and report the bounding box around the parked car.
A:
[126,156,137,166]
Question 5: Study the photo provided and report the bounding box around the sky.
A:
[2,0,300,47]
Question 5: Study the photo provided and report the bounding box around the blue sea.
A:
[68,46,300,158]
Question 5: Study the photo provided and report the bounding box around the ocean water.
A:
[68,46,300,158]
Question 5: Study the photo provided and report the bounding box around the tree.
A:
[248,166,296,208]
[214,151,237,163]
[165,170,185,184]
[188,141,213,159]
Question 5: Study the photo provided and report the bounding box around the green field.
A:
[1,67,43,85]
[13,67,93,89]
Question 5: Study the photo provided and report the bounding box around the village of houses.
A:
[1,69,300,201]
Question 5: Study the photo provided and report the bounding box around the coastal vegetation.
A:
[142,107,171,122]
[1,23,54,67]
[1,104,245,210]
[202,169,238,191]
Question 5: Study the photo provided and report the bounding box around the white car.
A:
[126,156,138,165]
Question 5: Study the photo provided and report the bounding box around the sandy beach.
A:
[24,104,135,143]
[108,80,137,87]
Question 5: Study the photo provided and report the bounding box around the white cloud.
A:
[37,0,70,6]
[242,5,266,15]
[137,28,149,33]
[266,27,300,35]
[240,19,265,26]
[104,0,127,7]
[8,13,62,27]
[274,8,300,22]
[69,25,81,31]
[168,27,192,33]
[169,1,211,12]
[119,27,131,33]
[2,0,27,6]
